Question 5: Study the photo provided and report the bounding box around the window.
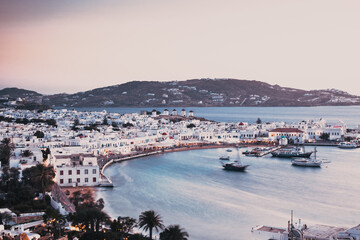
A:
[68,179,72,183]
[85,178,88,183]
[77,170,80,175]
[92,169,96,174]
[93,177,97,183]
[85,169,88,174]
[60,170,63,175]
[77,178,80,183]
[68,170,72,175]
[60,179,64,184]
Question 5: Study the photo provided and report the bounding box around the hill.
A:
[2,79,360,107]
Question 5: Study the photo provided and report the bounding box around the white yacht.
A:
[338,141,357,149]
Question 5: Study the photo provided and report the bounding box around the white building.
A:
[53,154,100,187]
[269,128,305,144]
[181,109,186,117]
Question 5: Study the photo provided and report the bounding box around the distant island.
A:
[1,78,360,108]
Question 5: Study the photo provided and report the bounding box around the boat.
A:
[222,149,249,171]
[271,146,313,158]
[338,141,357,149]
[226,149,233,152]
[242,150,258,157]
[219,155,230,160]
[291,147,322,167]
[222,160,249,171]
[291,158,322,167]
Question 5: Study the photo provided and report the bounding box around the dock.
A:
[256,146,282,157]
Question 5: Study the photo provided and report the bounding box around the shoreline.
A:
[98,141,341,187]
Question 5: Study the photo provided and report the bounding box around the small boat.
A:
[338,141,357,149]
[222,160,249,171]
[291,158,322,167]
[222,148,249,171]
[242,150,258,157]
[291,147,322,167]
[271,146,313,158]
[226,149,233,152]
[219,155,230,160]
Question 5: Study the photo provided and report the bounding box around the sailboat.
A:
[221,148,249,171]
[291,147,322,167]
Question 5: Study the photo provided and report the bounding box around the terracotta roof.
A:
[269,128,304,133]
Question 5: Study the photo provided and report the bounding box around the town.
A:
[0,107,360,239]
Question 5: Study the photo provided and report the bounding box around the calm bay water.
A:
[97,147,360,240]
[75,106,360,127]
[89,106,360,239]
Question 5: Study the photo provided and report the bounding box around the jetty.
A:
[256,146,282,157]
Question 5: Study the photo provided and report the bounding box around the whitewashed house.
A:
[53,154,100,187]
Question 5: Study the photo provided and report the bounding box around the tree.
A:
[34,130,45,138]
[43,207,66,239]
[69,190,83,207]
[319,132,330,141]
[111,216,137,234]
[256,118,262,124]
[72,206,109,233]
[160,225,189,240]
[74,118,80,126]
[32,164,56,202]
[46,119,57,127]
[123,122,134,128]
[41,148,51,162]
[103,116,109,125]
[186,123,196,128]
[0,138,14,167]
[71,118,80,131]
[138,210,164,240]
[21,149,33,157]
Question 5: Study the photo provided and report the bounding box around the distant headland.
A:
[1,78,360,109]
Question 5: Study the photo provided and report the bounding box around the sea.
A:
[75,105,360,128]
[85,106,360,239]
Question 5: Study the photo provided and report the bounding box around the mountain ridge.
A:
[1,79,360,107]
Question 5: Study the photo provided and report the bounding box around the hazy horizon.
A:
[1,0,360,95]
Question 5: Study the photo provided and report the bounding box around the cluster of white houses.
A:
[0,108,356,188]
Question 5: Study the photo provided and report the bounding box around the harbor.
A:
[98,145,360,240]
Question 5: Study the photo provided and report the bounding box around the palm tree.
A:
[160,225,189,240]
[138,210,164,239]
[33,164,56,202]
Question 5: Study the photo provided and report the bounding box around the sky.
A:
[0,0,360,95]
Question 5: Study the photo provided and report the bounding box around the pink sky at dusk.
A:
[1,0,360,95]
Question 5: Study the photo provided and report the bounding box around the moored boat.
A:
[222,148,249,171]
[338,141,357,149]
[222,160,249,171]
[291,147,322,167]
[219,155,230,160]
[271,146,313,158]
[291,158,322,167]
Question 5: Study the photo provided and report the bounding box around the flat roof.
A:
[303,224,347,239]
[269,128,304,133]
